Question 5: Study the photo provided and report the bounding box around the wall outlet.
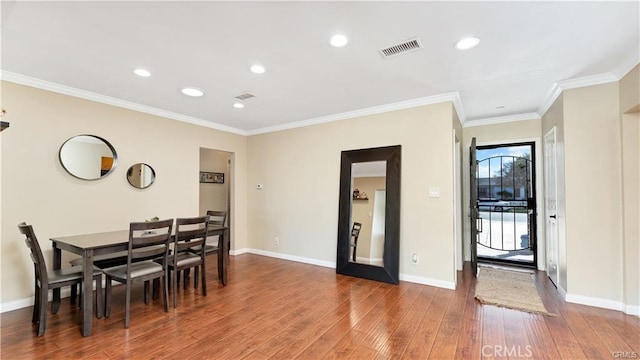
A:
[411,253,419,264]
[274,236,280,245]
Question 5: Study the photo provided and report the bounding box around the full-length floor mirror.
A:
[336,145,401,284]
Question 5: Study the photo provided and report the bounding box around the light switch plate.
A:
[428,187,440,198]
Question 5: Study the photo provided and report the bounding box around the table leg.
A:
[221,229,228,286]
[52,243,62,314]
[81,249,94,337]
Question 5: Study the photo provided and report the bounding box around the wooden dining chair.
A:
[103,219,173,328]
[350,222,362,262]
[157,216,209,308]
[181,210,227,286]
[18,222,103,336]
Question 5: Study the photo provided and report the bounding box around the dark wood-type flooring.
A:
[1,254,639,359]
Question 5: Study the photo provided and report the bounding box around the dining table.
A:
[50,225,229,337]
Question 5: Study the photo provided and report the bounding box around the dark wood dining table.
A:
[50,225,229,337]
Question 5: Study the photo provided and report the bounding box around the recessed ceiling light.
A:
[133,68,151,77]
[233,102,245,109]
[250,64,265,74]
[330,34,348,47]
[455,37,480,50]
[181,87,204,97]
[495,105,506,110]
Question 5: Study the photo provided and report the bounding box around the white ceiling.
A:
[2,1,638,135]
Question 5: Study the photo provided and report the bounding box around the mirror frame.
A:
[336,145,401,284]
[59,134,118,180]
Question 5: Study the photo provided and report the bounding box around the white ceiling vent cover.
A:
[235,93,255,100]
[378,37,423,59]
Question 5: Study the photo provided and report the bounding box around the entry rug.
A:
[475,267,555,316]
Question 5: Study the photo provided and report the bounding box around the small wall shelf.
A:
[353,197,369,201]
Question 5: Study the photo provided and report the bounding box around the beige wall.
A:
[563,82,623,303]
[461,118,542,265]
[541,94,568,291]
[0,81,248,306]
[199,148,230,216]
[352,176,386,260]
[247,103,458,286]
[619,64,640,312]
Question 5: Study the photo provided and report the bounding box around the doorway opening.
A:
[199,148,232,249]
[475,142,537,268]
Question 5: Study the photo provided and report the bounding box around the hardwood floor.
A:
[1,254,639,359]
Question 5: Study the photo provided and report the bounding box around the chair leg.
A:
[172,269,178,308]
[163,275,169,312]
[70,284,77,305]
[124,281,131,329]
[183,269,188,290]
[37,287,47,336]
[95,275,103,319]
[78,284,83,310]
[105,276,112,318]
[194,267,199,289]
[32,285,40,324]
[152,278,160,300]
[217,253,223,281]
[201,264,207,296]
[144,281,150,305]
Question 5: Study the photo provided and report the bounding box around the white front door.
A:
[544,127,559,286]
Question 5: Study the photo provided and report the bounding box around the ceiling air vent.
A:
[378,37,423,59]
[235,93,255,100]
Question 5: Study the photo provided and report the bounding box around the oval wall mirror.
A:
[59,134,118,180]
[127,163,156,189]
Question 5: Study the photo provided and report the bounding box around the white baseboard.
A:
[399,273,456,290]
[238,248,456,290]
[0,287,73,313]
[243,248,336,268]
[625,304,640,317]
[565,293,625,312]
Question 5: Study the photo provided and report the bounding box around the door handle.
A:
[549,215,557,219]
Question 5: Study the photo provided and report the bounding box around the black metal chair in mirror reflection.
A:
[18,222,103,336]
[350,222,362,262]
[103,219,173,328]
[154,216,209,308]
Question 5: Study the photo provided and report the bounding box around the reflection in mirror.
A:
[337,145,401,285]
[127,163,156,189]
[350,161,386,267]
[59,135,118,180]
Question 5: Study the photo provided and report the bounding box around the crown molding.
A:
[463,112,540,128]
[538,72,620,117]
[537,82,564,119]
[0,70,249,136]
[450,91,467,126]
[555,72,618,90]
[246,92,461,136]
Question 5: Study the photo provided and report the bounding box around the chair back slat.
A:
[206,210,227,227]
[18,222,48,285]
[174,216,209,254]
[127,219,173,267]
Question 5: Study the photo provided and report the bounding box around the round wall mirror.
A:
[127,163,156,189]
[59,134,118,180]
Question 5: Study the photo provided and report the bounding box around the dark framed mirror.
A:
[127,163,156,189]
[59,134,118,180]
[337,145,401,284]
